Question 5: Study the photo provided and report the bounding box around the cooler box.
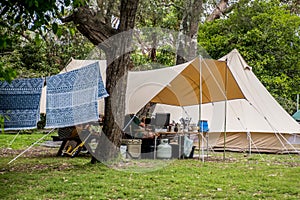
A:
[121,139,142,159]
[199,120,209,132]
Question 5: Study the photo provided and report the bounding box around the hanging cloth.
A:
[45,62,108,128]
[0,78,44,130]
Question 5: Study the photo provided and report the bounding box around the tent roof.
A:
[60,58,107,78]
[153,49,300,134]
[217,49,300,133]
[126,57,245,113]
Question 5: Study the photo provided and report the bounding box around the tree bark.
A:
[63,0,139,162]
[176,0,203,65]
[205,0,229,22]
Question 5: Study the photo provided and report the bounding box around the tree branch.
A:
[60,14,74,23]
[205,0,229,22]
[61,6,118,49]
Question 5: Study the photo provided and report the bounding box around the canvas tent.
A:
[150,49,300,153]
[40,49,300,153]
[41,56,244,114]
[125,57,244,114]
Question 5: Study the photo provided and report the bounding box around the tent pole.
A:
[122,114,137,132]
[297,94,299,111]
[247,131,251,155]
[223,60,229,161]
[199,56,204,162]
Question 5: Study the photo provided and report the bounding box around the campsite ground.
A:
[0,132,299,199]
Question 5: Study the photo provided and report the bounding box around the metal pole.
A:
[247,131,251,156]
[223,60,229,161]
[297,94,299,111]
[199,56,204,162]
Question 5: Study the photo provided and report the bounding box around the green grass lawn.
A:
[0,132,299,199]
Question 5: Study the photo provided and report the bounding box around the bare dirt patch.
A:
[0,146,57,158]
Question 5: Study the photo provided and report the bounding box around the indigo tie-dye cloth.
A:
[0,78,44,130]
[45,62,108,128]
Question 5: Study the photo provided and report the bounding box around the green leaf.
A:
[64,0,71,7]
[52,23,58,34]
[56,27,62,38]
[34,34,41,46]
[69,28,76,36]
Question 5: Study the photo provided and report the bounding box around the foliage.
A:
[131,1,183,69]
[1,17,93,79]
[198,0,300,114]
[136,0,182,30]
[0,0,94,79]
[0,133,299,199]
[131,45,177,70]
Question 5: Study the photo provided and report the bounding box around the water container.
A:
[157,139,172,159]
[199,120,209,132]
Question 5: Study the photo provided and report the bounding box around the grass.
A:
[0,132,299,199]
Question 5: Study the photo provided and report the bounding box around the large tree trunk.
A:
[176,0,203,65]
[62,0,139,162]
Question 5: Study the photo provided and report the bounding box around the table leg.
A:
[154,135,157,159]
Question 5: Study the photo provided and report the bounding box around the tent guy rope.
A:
[8,129,55,164]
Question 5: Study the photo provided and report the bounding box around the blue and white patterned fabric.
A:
[45,62,108,128]
[0,78,44,130]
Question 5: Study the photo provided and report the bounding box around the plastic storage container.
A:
[121,139,142,159]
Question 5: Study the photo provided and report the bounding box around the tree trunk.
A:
[62,0,139,162]
[176,0,203,65]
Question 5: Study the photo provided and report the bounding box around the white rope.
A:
[7,131,20,147]
[198,132,215,153]
[246,132,264,160]
[245,99,299,154]
[122,114,137,132]
[278,133,299,154]
[274,133,289,153]
[8,129,55,164]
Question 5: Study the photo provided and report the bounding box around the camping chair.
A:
[55,126,89,157]
[62,129,91,158]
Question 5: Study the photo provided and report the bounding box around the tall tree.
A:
[176,0,203,64]
[62,0,140,161]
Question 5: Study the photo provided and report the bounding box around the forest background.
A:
[1,0,299,116]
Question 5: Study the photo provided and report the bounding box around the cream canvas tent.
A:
[125,57,244,113]
[151,49,300,153]
[126,49,300,153]
[40,49,300,153]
